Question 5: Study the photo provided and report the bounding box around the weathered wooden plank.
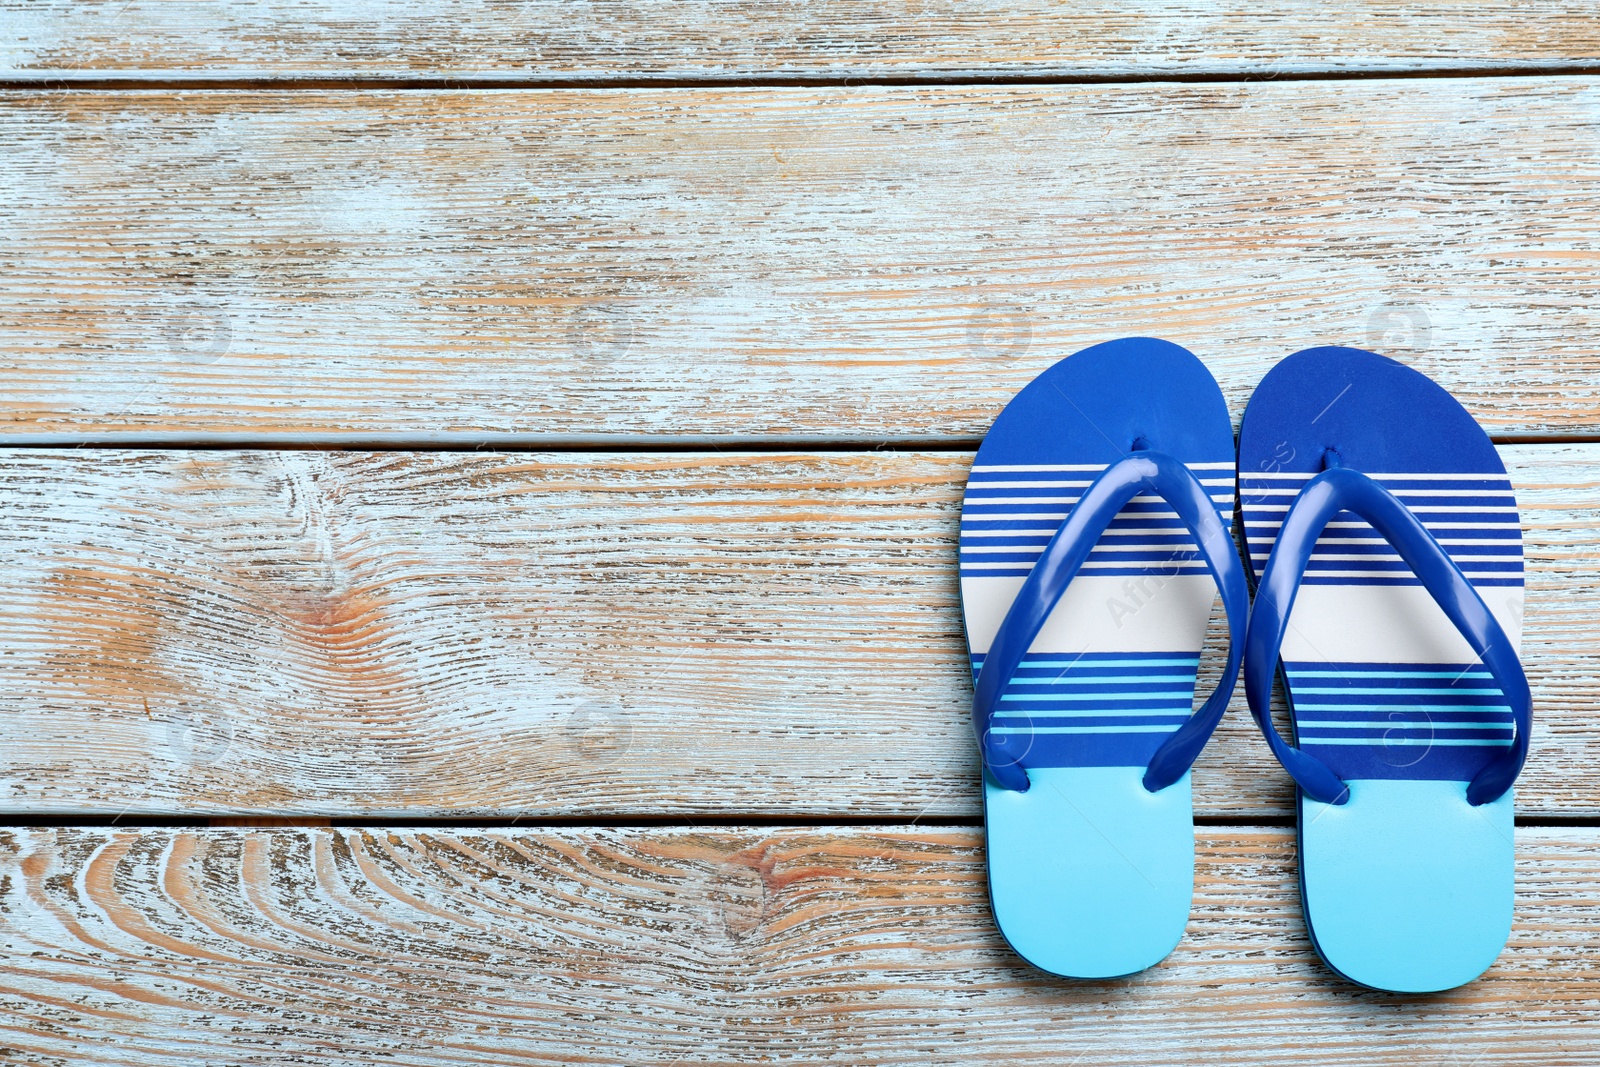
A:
[4,0,1600,81]
[0,825,1594,1065]
[0,444,1591,818]
[2,83,1598,441]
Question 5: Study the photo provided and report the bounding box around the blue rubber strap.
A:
[1243,465,1531,807]
[972,450,1250,794]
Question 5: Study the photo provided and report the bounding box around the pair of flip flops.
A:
[963,339,1528,993]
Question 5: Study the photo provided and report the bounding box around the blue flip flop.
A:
[962,337,1250,978]
[1238,346,1529,992]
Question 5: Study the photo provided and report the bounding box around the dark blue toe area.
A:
[974,337,1234,470]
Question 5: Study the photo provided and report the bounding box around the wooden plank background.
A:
[1,82,1598,441]
[5,0,1600,81]
[3,4,1598,1062]
[1,826,1597,1065]
[0,445,1593,818]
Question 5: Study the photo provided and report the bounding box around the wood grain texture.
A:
[0,444,1592,818]
[2,83,1599,441]
[5,0,1600,81]
[0,825,1595,1065]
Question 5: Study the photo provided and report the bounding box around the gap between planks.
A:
[2,433,1600,452]
[9,67,1600,91]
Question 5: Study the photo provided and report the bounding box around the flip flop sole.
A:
[985,767,1192,978]
[1239,346,1523,992]
[1299,781,1513,992]
[963,337,1234,977]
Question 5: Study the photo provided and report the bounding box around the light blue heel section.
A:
[986,766,1193,978]
[1302,779,1514,992]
